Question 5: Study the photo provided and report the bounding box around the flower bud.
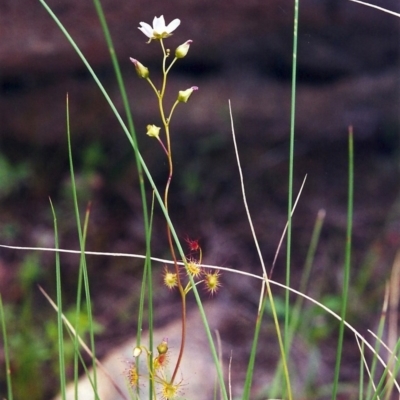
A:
[130,58,149,79]
[146,124,161,138]
[175,40,193,58]
[157,338,168,355]
[177,86,198,103]
[133,347,142,357]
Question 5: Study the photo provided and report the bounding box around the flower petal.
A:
[138,22,153,38]
[153,15,166,34]
[166,18,180,34]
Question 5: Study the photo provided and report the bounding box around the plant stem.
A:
[163,125,187,385]
[158,39,188,383]
[332,126,354,399]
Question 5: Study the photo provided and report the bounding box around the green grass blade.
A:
[242,290,267,399]
[0,294,13,400]
[49,198,67,400]
[80,205,99,398]
[228,101,292,398]
[366,287,388,398]
[64,92,85,396]
[358,339,365,400]
[91,0,136,140]
[285,0,299,356]
[90,5,154,361]
[65,93,99,397]
[145,196,155,400]
[64,324,104,399]
[73,258,84,397]
[269,209,325,397]
[332,126,354,399]
[136,192,156,399]
[386,340,400,397]
[63,92,83,395]
[243,280,292,399]
[90,0,154,360]
[372,337,400,399]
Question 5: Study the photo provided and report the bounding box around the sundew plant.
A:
[126,15,222,398]
[1,1,400,400]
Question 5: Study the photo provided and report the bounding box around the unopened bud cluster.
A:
[129,15,198,142]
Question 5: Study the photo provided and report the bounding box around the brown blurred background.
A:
[0,0,399,398]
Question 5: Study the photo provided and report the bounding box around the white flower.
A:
[138,16,180,42]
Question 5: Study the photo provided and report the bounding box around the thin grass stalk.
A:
[73,257,84,398]
[367,284,389,398]
[80,204,99,397]
[358,338,365,400]
[91,0,137,139]
[242,281,292,399]
[65,93,85,396]
[136,192,156,399]
[66,93,98,396]
[49,198,67,400]
[64,324,112,400]
[0,294,13,400]
[269,209,325,397]
[270,175,307,279]
[384,252,400,399]
[387,341,400,397]
[265,278,293,399]
[65,93,88,396]
[40,285,129,399]
[285,0,299,357]
[349,0,400,17]
[357,338,378,396]
[242,288,267,398]
[215,330,224,400]
[38,3,227,395]
[72,344,96,393]
[332,126,354,399]
[138,258,150,329]
[227,353,232,400]
[187,271,228,400]
[367,199,400,400]
[91,0,153,365]
[228,101,292,399]
[299,209,326,295]
[372,337,400,399]
[71,203,102,398]
[144,251,154,400]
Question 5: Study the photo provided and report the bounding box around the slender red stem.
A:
[163,126,187,384]
[156,39,187,384]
